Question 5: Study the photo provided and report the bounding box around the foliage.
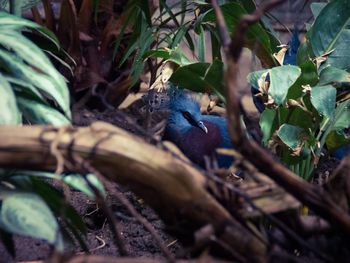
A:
[119,0,350,181]
[247,0,350,180]
[0,10,103,254]
[117,0,279,92]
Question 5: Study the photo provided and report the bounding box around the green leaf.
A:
[246,69,268,91]
[260,108,277,146]
[170,62,210,92]
[310,3,327,19]
[287,60,318,100]
[0,50,71,118]
[5,76,46,104]
[0,11,39,28]
[0,192,63,250]
[319,66,350,86]
[310,85,336,118]
[203,59,224,94]
[277,124,306,151]
[197,25,206,62]
[321,29,350,71]
[269,65,301,105]
[143,47,192,66]
[332,100,350,131]
[0,30,68,88]
[17,97,70,125]
[296,40,315,66]
[29,179,87,237]
[309,0,350,70]
[0,74,21,125]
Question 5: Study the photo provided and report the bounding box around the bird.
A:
[332,144,350,160]
[163,90,233,169]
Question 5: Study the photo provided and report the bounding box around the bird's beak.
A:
[197,121,208,134]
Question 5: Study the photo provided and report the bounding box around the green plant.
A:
[247,0,350,180]
[122,0,350,181]
[0,11,104,255]
[116,0,279,92]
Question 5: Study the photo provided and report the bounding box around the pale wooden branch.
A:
[211,0,350,233]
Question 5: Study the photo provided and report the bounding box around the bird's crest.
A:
[142,85,199,113]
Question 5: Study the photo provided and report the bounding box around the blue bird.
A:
[163,91,233,168]
[332,144,350,160]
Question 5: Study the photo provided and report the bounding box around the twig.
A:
[72,155,129,256]
[211,0,350,234]
[84,168,176,263]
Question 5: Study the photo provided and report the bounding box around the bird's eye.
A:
[182,111,191,120]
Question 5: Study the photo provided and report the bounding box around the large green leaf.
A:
[319,66,350,86]
[0,11,39,28]
[0,50,71,118]
[309,0,350,70]
[247,69,268,92]
[277,124,306,151]
[0,74,21,125]
[17,97,70,125]
[259,108,277,146]
[310,85,336,118]
[170,62,210,92]
[0,192,63,250]
[268,65,301,105]
[331,100,350,131]
[21,171,105,199]
[143,47,192,66]
[310,3,327,19]
[287,60,318,100]
[0,31,70,117]
[169,60,224,95]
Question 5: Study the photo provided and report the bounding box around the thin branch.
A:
[73,155,129,256]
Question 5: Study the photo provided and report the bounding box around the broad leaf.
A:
[17,97,70,125]
[260,108,276,146]
[309,0,350,70]
[247,69,268,91]
[269,65,301,105]
[331,100,350,131]
[287,60,318,100]
[170,60,224,94]
[310,3,326,19]
[277,124,306,151]
[0,192,63,250]
[310,85,336,118]
[319,66,350,86]
[144,47,192,66]
[0,50,71,118]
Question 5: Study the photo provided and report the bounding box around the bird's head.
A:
[168,92,208,133]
